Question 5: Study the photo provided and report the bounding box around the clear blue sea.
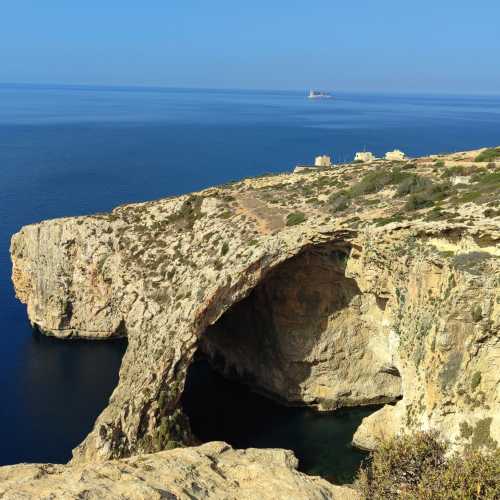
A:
[1,84,499,467]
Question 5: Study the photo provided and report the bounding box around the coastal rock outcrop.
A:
[0,442,358,499]
[200,242,402,409]
[10,148,500,466]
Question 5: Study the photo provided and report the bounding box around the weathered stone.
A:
[201,243,402,410]
[0,442,358,499]
[9,148,500,467]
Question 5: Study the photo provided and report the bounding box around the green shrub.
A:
[356,432,446,498]
[329,193,351,212]
[441,165,468,178]
[459,190,482,203]
[374,214,404,226]
[471,371,482,390]
[415,449,500,499]
[475,147,500,162]
[434,160,445,167]
[404,182,452,211]
[286,211,306,226]
[472,305,482,322]
[470,418,498,450]
[471,170,500,186]
[452,252,493,275]
[221,241,229,256]
[356,432,500,499]
[405,193,434,210]
[349,167,410,197]
[166,195,204,229]
[395,175,432,197]
[424,206,449,221]
[484,208,500,218]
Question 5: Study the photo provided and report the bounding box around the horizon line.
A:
[1,81,500,98]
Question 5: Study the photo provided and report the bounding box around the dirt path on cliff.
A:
[235,193,286,235]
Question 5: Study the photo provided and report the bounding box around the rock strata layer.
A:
[10,147,500,466]
[0,442,358,499]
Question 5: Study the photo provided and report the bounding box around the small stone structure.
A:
[354,151,376,162]
[294,154,333,173]
[314,155,332,167]
[385,149,406,161]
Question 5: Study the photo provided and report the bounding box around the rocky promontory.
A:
[8,147,500,492]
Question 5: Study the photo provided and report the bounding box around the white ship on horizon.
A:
[308,90,333,99]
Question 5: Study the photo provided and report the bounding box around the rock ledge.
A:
[0,442,359,500]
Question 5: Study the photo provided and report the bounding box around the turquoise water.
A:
[1,84,499,465]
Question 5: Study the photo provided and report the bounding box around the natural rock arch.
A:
[69,232,403,462]
[11,201,499,464]
[198,241,402,412]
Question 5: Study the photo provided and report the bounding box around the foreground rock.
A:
[0,442,358,499]
[10,147,500,464]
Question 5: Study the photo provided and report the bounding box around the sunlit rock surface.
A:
[0,442,359,500]
[10,147,500,467]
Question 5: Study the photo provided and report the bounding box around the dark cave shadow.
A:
[181,357,380,484]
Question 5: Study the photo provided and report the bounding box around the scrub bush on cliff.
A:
[355,432,500,499]
[475,147,500,163]
[286,212,306,226]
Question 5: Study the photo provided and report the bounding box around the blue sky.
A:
[1,1,499,93]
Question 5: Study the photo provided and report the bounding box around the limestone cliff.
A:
[0,442,358,499]
[10,147,500,466]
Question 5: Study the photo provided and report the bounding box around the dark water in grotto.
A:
[182,359,377,484]
[1,84,499,465]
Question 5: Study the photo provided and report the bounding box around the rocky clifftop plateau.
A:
[0,442,358,500]
[8,147,500,496]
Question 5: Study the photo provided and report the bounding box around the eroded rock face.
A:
[10,149,500,465]
[201,242,402,410]
[350,230,500,452]
[0,442,359,500]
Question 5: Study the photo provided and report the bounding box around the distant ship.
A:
[308,90,333,99]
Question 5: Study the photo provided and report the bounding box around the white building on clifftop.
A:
[294,154,334,173]
[385,149,407,161]
[314,155,332,167]
[354,151,376,162]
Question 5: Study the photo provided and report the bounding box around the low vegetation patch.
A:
[484,207,500,218]
[475,147,500,163]
[404,181,452,211]
[471,170,500,186]
[394,174,432,197]
[356,432,500,499]
[374,213,405,226]
[349,167,410,197]
[167,195,204,230]
[329,193,351,212]
[471,371,482,390]
[452,251,494,275]
[441,165,469,177]
[286,211,306,226]
[220,241,229,256]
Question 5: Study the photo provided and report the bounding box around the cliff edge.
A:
[10,147,500,465]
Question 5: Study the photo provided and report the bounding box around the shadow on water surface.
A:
[0,328,126,466]
[182,358,378,484]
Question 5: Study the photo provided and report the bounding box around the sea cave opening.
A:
[181,242,402,483]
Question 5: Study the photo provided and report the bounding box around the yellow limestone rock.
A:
[10,148,500,466]
[0,442,360,500]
